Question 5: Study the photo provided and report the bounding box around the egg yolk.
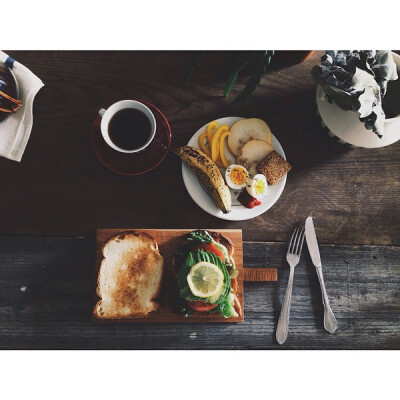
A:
[254,179,266,195]
[230,168,247,185]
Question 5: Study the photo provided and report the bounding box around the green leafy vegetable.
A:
[173,230,212,268]
[184,230,236,276]
[186,230,212,244]
[173,231,238,317]
[176,249,237,318]
[177,249,231,305]
[209,294,238,318]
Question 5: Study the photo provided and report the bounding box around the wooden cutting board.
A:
[94,229,277,323]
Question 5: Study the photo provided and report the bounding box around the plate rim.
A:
[181,116,287,221]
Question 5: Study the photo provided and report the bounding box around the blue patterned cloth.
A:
[5,56,15,69]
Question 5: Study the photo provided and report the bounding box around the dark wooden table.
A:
[0,51,399,349]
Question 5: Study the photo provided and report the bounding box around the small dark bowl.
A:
[0,63,20,124]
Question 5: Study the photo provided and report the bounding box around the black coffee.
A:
[109,108,152,150]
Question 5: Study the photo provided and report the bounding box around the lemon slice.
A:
[187,261,224,298]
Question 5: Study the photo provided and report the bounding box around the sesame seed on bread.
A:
[257,151,292,185]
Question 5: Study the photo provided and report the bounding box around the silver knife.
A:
[305,216,338,333]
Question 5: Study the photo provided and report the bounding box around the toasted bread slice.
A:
[257,150,292,185]
[94,231,164,319]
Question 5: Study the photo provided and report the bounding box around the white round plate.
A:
[182,116,287,221]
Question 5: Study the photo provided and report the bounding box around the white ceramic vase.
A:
[316,52,400,148]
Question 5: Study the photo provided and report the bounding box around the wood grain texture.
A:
[243,268,278,281]
[0,236,398,349]
[0,51,399,349]
[0,51,398,246]
[94,229,244,322]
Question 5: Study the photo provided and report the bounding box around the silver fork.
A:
[276,227,305,344]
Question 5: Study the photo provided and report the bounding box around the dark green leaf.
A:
[216,52,241,81]
[184,52,204,86]
[233,50,275,105]
[223,51,256,97]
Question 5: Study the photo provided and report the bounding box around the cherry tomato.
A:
[186,300,218,312]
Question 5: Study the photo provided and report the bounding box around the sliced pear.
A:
[228,118,272,156]
[237,139,274,176]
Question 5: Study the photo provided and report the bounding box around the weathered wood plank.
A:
[0,51,398,245]
[0,236,398,349]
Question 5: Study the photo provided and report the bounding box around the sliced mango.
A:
[198,131,211,157]
[211,125,229,163]
[219,130,232,169]
[206,120,219,144]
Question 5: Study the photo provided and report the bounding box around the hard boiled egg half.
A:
[225,164,249,190]
[246,174,267,199]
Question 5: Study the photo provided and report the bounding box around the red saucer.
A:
[91,101,171,175]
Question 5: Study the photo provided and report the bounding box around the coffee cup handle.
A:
[98,108,106,117]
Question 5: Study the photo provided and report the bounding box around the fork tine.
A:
[287,227,299,255]
[295,228,305,255]
[293,228,301,254]
[288,227,297,253]
[293,227,301,254]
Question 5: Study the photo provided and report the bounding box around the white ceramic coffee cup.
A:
[98,100,156,153]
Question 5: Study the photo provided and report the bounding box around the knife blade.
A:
[305,216,338,333]
[305,216,321,267]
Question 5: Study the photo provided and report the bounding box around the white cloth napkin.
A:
[0,51,44,162]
